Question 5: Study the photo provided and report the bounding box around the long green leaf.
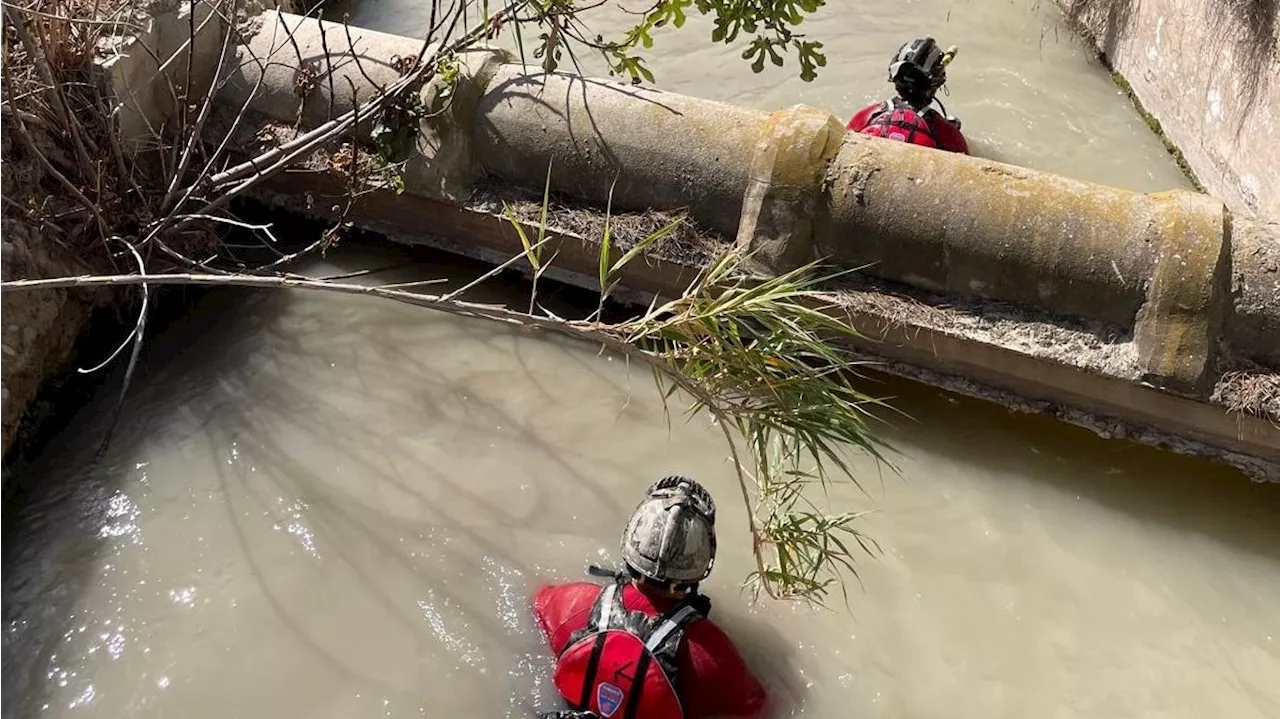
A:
[502,202,541,273]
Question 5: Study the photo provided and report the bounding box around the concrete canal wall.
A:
[1058,0,1280,220]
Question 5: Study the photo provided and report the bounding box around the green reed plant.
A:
[507,193,896,604]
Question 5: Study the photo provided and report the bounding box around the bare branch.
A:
[94,239,150,456]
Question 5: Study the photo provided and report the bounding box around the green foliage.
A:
[616,253,894,603]
[505,183,895,604]
[519,0,828,84]
[369,90,424,165]
[369,50,464,195]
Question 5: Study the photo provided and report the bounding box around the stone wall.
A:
[1060,0,1280,219]
[0,223,99,457]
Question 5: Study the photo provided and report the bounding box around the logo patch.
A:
[596,682,625,718]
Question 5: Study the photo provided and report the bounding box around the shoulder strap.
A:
[562,580,628,711]
[639,595,706,667]
[581,581,705,655]
[643,601,702,655]
[866,99,893,123]
[586,580,626,632]
[562,579,624,655]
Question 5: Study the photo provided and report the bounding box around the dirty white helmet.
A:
[621,475,717,589]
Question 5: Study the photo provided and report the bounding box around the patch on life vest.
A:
[888,130,908,142]
[596,682,625,718]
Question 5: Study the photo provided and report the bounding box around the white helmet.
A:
[621,476,717,589]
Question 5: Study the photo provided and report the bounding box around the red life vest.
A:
[552,581,705,719]
[859,98,939,148]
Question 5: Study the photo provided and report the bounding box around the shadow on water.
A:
[4,239,1278,717]
[187,290,741,690]
[0,239,810,717]
[871,373,1280,565]
[1,286,286,719]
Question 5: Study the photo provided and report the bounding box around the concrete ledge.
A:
[245,168,1280,479]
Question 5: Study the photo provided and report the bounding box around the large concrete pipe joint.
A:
[1228,218,1280,368]
[816,134,1163,328]
[472,64,769,235]
[734,104,848,275]
[1131,190,1231,393]
[402,48,512,201]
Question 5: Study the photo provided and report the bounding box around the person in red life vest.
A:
[847,37,969,155]
[532,476,769,719]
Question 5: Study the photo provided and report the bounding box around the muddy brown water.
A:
[4,1,1279,717]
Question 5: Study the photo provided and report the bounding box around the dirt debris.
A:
[828,274,1142,379]
[466,182,728,267]
[1212,367,1280,422]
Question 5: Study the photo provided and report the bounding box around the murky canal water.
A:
[4,1,1277,718]
[5,241,1279,719]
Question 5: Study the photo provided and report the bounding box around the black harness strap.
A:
[577,633,608,710]
[622,651,652,719]
[573,581,624,710]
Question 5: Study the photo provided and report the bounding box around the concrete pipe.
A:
[818,134,1214,329]
[214,11,1279,390]
[1229,218,1280,368]
[474,64,770,234]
